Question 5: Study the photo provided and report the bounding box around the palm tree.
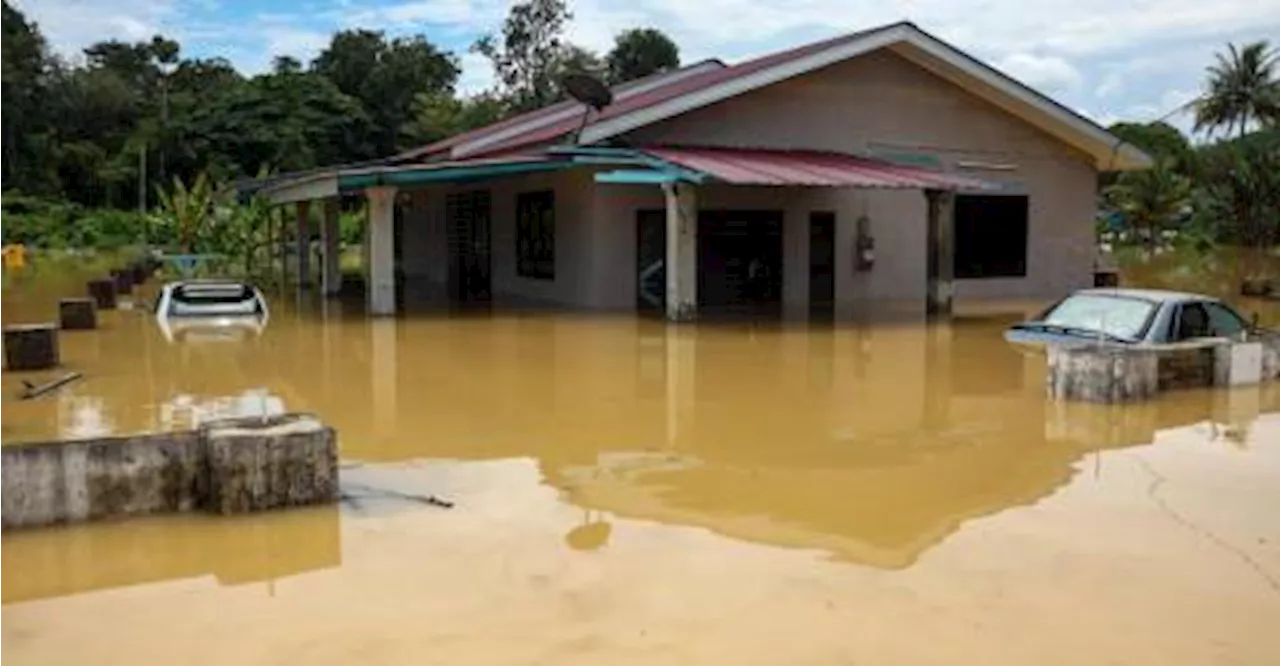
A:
[1104,160,1193,251]
[1193,41,1280,138]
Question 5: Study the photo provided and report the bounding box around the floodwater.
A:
[3,250,1280,665]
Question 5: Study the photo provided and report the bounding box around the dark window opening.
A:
[517,190,555,280]
[954,195,1028,279]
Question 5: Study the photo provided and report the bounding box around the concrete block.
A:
[110,269,133,295]
[1214,342,1264,386]
[203,414,339,514]
[1,431,204,530]
[1047,344,1159,403]
[59,297,97,330]
[87,278,117,310]
[4,323,59,370]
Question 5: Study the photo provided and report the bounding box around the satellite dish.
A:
[562,73,613,110]
[562,73,613,145]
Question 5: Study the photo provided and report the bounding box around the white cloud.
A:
[994,53,1083,94]
[14,0,1280,134]
[12,0,176,55]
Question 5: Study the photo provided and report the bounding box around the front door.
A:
[636,210,666,314]
[698,210,783,316]
[809,212,835,318]
[446,191,492,303]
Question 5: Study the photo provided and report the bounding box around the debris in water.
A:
[20,372,83,400]
[340,482,455,511]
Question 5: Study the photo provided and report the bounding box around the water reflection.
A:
[1,505,340,604]
[2,250,1278,586]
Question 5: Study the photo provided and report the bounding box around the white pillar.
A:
[663,182,697,322]
[366,186,397,316]
[296,200,311,288]
[321,198,341,296]
[925,189,955,318]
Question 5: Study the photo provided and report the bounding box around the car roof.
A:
[1072,287,1217,304]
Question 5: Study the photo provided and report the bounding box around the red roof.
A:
[643,146,990,190]
[409,23,907,161]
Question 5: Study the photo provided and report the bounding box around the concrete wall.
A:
[621,48,1098,310]
[1,414,337,530]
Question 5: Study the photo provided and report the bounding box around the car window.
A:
[1204,302,1247,337]
[1041,294,1156,340]
[1172,303,1212,341]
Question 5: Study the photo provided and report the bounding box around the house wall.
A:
[397,169,599,308]
[619,48,1098,310]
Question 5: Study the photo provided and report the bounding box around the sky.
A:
[13,0,1280,135]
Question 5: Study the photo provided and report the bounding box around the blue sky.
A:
[14,0,1280,135]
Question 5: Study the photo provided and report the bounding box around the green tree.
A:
[1193,41,1280,138]
[606,28,680,84]
[313,30,459,154]
[155,172,215,252]
[473,0,573,112]
[179,69,374,176]
[1104,160,1193,250]
[403,91,508,145]
[2,0,54,193]
[1106,121,1194,170]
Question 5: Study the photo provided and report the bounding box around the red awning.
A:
[642,146,991,190]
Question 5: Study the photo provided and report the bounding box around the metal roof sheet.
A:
[642,146,992,190]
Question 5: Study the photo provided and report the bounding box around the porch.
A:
[255,146,991,321]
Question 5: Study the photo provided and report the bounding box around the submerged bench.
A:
[1,413,338,530]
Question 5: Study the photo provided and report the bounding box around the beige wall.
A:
[400,48,1098,314]
[620,48,1098,310]
[398,169,599,308]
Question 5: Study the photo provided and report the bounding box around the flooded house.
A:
[256,21,1151,320]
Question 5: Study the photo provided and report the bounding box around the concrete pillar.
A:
[321,198,342,296]
[925,189,955,318]
[663,182,697,322]
[296,200,312,289]
[365,186,397,316]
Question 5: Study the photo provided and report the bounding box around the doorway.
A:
[699,210,783,315]
[809,212,835,318]
[446,190,492,303]
[636,210,666,314]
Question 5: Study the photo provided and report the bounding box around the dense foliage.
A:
[1102,41,1279,259]
[0,0,681,213]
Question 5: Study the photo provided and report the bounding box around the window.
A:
[954,195,1028,279]
[1041,294,1157,340]
[1171,303,1211,341]
[1204,302,1247,337]
[516,190,555,280]
[1172,301,1247,341]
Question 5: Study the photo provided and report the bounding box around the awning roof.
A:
[639,146,993,190]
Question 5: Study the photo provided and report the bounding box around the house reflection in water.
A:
[541,316,1269,569]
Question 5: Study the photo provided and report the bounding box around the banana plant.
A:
[155,172,215,253]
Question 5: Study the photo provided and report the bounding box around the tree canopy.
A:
[606,28,680,84]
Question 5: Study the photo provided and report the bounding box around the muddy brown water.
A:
[3,251,1279,665]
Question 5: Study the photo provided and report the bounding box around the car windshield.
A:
[169,284,262,317]
[1038,294,1156,340]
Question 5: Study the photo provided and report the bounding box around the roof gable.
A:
[431,21,1150,171]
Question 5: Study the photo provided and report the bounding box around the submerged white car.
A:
[154,280,269,342]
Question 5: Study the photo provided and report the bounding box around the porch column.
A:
[925,189,956,318]
[296,200,311,288]
[663,182,697,322]
[321,198,341,296]
[366,186,397,316]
